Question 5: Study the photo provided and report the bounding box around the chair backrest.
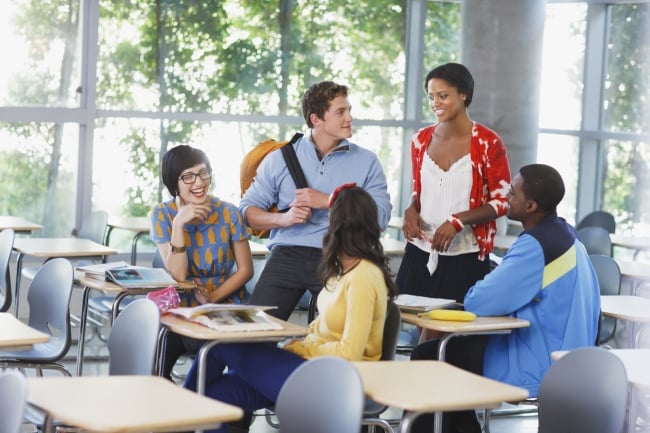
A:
[152,247,165,269]
[76,210,108,244]
[107,299,161,375]
[25,257,74,361]
[0,229,15,312]
[576,211,616,234]
[577,226,612,256]
[275,356,364,433]
[589,254,621,344]
[538,346,627,433]
[381,300,402,361]
[0,370,27,433]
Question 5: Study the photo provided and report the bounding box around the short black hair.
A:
[301,81,349,128]
[161,145,212,197]
[424,63,474,107]
[518,164,565,212]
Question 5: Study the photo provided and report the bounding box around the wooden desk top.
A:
[0,313,49,350]
[0,216,43,233]
[353,360,528,412]
[611,234,650,252]
[161,314,307,341]
[617,260,650,281]
[601,295,650,323]
[27,375,243,433]
[13,237,118,257]
[401,313,530,333]
[107,216,150,233]
[552,348,650,388]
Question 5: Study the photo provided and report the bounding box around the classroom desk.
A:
[401,313,530,361]
[0,215,43,234]
[12,237,118,316]
[400,313,529,433]
[612,234,650,260]
[26,375,243,433]
[159,314,307,396]
[353,360,528,433]
[105,216,150,265]
[74,273,193,376]
[0,312,49,350]
[601,295,650,348]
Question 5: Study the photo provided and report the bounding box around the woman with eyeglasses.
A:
[182,184,398,433]
[151,144,253,380]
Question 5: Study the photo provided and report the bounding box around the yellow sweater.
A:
[284,259,388,361]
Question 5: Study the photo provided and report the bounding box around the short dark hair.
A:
[161,145,212,197]
[518,164,565,212]
[320,186,398,300]
[424,63,474,107]
[301,81,349,128]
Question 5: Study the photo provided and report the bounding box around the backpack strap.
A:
[281,132,307,189]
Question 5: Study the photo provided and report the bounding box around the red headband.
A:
[328,183,357,208]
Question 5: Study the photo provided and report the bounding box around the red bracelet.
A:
[448,215,464,232]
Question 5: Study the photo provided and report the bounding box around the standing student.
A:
[240,80,392,321]
[396,62,511,433]
[409,164,600,433]
[150,145,253,379]
[184,185,399,433]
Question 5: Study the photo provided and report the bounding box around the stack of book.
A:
[76,262,178,289]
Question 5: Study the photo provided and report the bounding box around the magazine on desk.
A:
[167,304,283,332]
[76,261,130,281]
[104,266,178,289]
[394,294,457,314]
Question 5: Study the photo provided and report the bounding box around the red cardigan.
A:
[409,122,511,260]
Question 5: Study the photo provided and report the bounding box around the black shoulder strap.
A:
[281,132,308,189]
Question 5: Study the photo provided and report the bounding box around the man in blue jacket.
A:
[409,163,600,433]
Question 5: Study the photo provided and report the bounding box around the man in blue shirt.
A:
[240,81,392,320]
[409,163,600,433]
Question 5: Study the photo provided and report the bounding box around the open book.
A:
[104,266,177,289]
[167,304,283,332]
[394,294,457,314]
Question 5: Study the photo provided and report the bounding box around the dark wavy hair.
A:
[301,81,349,128]
[320,186,398,300]
[161,145,212,197]
[425,62,474,107]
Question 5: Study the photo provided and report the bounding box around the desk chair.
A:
[0,370,27,433]
[275,356,364,433]
[577,226,613,256]
[589,254,621,345]
[0,229,15,312]
[576,210,616,234]
[0,258,74,376]
[537,346,627,433]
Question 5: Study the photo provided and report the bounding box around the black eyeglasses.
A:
[178,168,212,184]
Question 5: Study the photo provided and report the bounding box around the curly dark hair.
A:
[320,186,398,300]
[301,81,349,128]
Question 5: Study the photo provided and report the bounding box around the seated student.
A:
[408,164,600,433]
[150,145,253,380]
[183,185,399,433]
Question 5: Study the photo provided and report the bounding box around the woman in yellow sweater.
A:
[183,184,398,433]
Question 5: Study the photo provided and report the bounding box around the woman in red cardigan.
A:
[397,62,511,433]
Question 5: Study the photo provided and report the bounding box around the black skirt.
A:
[395,242,490,303]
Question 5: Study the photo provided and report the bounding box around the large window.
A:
[0,1,648,248]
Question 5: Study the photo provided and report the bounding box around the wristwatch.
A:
[170,243,186,254]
